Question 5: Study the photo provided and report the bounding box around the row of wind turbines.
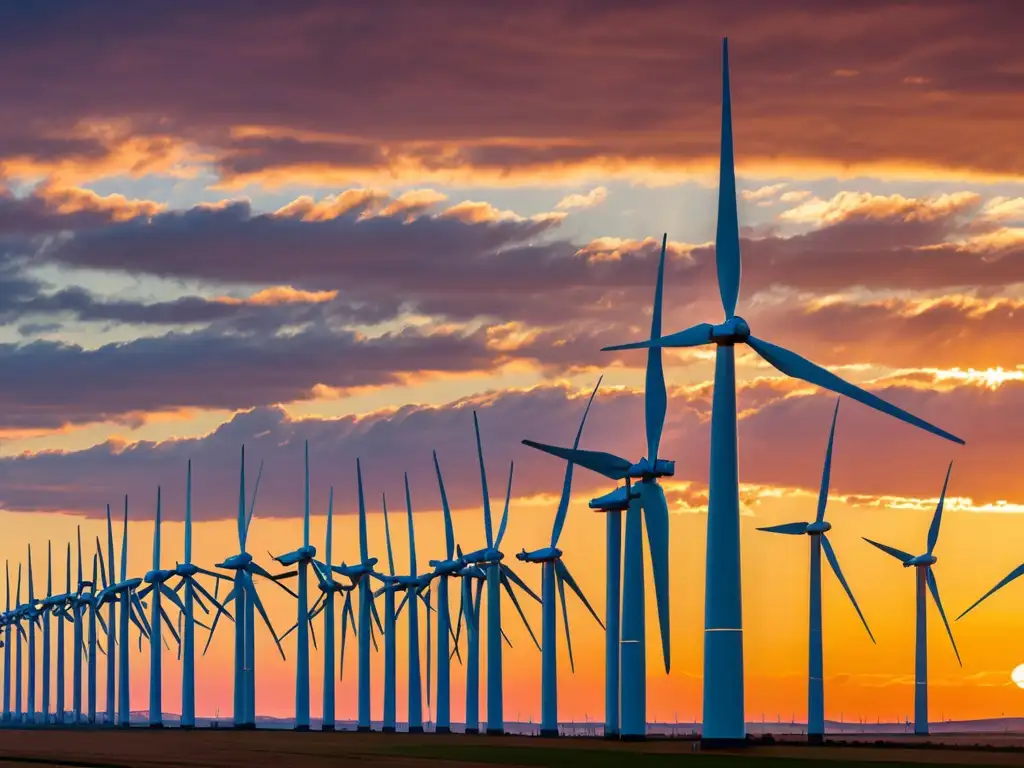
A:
[0,38,1009,745]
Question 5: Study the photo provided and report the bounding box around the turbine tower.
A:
[14,563,22,723]
[461,413,541,736]
[517,379,603,737]
[139,486,186,728]
[41,543,53,723]
[313,486,344,730]
[378,489,399,733]
[83,552,101,724]
[525,238,674,741]
[599,39,965,746]
[864,462,961,736]
[102,505,117,725]
[272,441,318,731]
[174,460,232,729]
[756,401,875,743]
[26,545,37,724]
[2,561,9,723]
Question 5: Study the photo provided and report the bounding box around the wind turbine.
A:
[452,559,485,734]
[425,450,470,734]
[79,549,107,725]
[314,486,344,731]
[863,462,960,736]
[26,545,38,724]
[41,543,52,723]
[517,379,604,737]
[94,496,150,728]
[71,528,85,723]
[330,459,383,733]
[272,441,318,731]
[13,562,22,723]
[595,39,965,745]
[460,413,541,736]
[524,235,673,741]
[378,489,400,733]
[174,460,232,729]
[211,446,288,729]
[54,545,72,724]
[756,401,875,743]
[138,486,185,728]
[390,479,430,733]
[2,561,9,723]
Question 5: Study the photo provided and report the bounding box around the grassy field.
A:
[0,729,1023,767]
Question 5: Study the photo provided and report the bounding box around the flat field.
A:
[0,728,1023,767]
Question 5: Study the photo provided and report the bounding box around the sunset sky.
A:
[3,0,1024,726]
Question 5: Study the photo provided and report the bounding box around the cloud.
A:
[555,187,608,210]
[0,4,1021,186]
[0,372,1017,521]
[740,184,786,202]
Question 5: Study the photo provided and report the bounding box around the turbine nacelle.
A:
[516,546,562,564]
[457,565,487,579]
[905,553,937,568]
[711,315,750,344]
[216,552,253,570]
[589,484,641,512]
[395,574,425,589]
[174,563,199,577]
[273,544,317,566]
[428,557,465,575]
[144,568,176,584]
[461,547,504,565]
[806,521,832,534]
[333,559,378,581]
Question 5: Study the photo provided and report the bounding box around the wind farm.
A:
[4,11,1024,768]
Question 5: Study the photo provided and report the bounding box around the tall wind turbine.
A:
[597,39,965,745]
[2,561,9,723]
[756,401,875,743]
[174,460,231,729]
[14,563,22,723]
[211,446,288,729]
[330,460,382,732]
[425,451,470,733]
[378,490,399,733]
[517,379,604,737]
[863,462,960,736]
[55,544,72,723]
[83,552,103,724]
[94,496,151,728]
[102,505,117,725]
[26,545,37,724]
[524,239,674,741]
[41,543,52,723]
[139,486,186,728]
[461,413,541,736]
[315,486,343,730]
[272,441,318,731]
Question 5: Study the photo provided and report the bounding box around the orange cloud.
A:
[554,186,608,210]
[213,286,339,306]
[779,191,981,226]
[35,182,166,221]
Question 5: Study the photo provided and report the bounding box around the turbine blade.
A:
[746,335,964,446]
[816,400,840,523]
[159,583,187,615]
[821,535,874,643]
[757,522,810,535]
[958,563,1024,621]
[556,568,575,673]
[927,461,954,555]
[520,440,631,481]
[494,461,514,551]
[395,591,410,621]
[356,458,368,563]
[926,568,962,666]
[646,235,668,463]
[500,570,539,650]
[551,376,602,548]
[501,564,540,603]
[715,38,741,318]
[555,561,603,629]
[862,538,914,563]
[601,322,714,352]
[245,459,264,544]
[432,451,457,561]
[639,481,671,672]
[383,491,396,577]
[473,411,495,549]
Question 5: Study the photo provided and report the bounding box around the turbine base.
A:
[540,729,559,738]
[701,737,749,749]
[356,726,372,733]
[179,725,195,731]
[620,734,646,742]
[435,726,451,734]
[235,723,257,730]
[464,728,479,735]
[381,726,396,733]
[321,724,335,731]
[148,723,164,729]
[407,726,423,734]
[808,734,824,745]
[603,730,619,740]
[295,725,310,732]
[485,728,504,736]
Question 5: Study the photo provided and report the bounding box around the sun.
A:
[1011,665,1024,688]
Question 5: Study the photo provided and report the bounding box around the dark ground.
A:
[1,729,1024,767]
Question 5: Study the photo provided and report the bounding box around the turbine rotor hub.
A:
[806,521,832,534]
[711,315,751,345]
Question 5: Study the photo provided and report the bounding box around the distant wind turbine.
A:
[518,378,604,737]
[863,462,961,736]
[756,401,875,743]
